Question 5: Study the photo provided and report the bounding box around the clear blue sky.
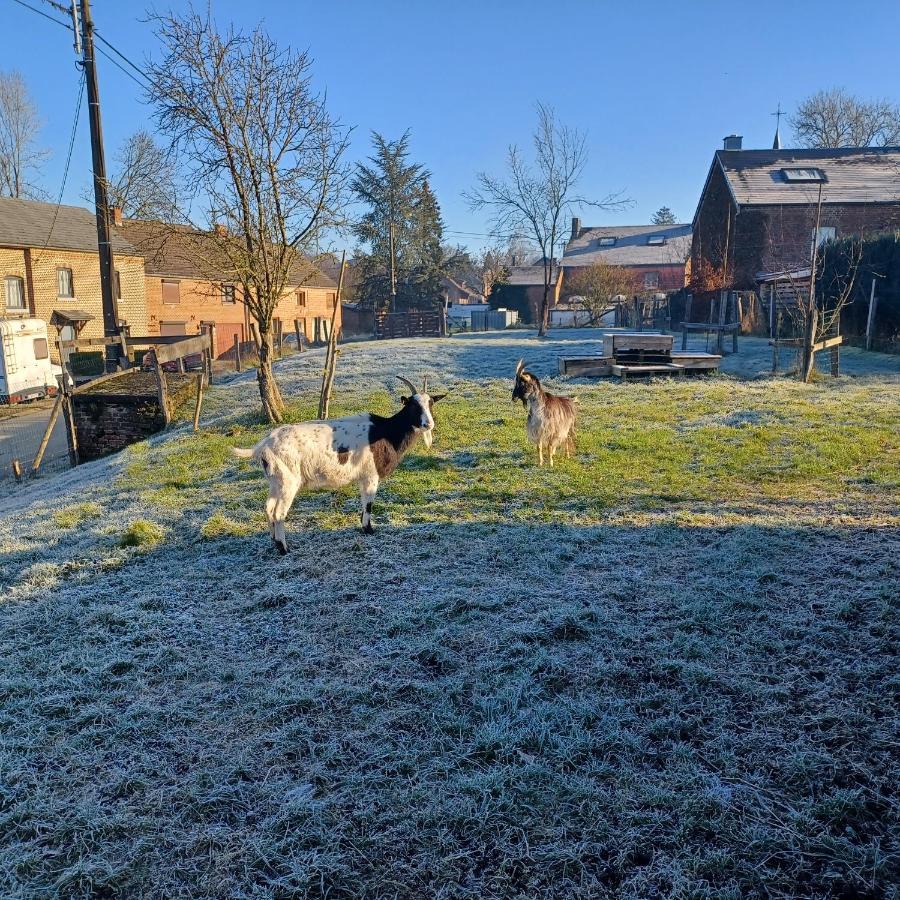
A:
[3,0,900,250]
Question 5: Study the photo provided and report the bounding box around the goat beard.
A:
[420,428,434,449]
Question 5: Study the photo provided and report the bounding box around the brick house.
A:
[691,139,900,291]
[0,197,147,360]
[561,219,692,294]
[120,217,340,358]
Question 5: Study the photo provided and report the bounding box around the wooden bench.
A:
[611,363,685,380]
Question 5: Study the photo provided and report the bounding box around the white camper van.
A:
[0,318,62,404]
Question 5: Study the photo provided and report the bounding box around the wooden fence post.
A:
[294,319,304,352]
[233,333,242,372]
[865,279,878,351]
[153,349,172,427]
[31,391,65,473]
[62,394,79,467]
[193,372,205,432]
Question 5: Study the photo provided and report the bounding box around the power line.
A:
[94,30,151,84]
[34,70,86,263]
[95,43,148,90]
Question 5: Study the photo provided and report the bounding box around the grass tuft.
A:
[53,502,102,529]
[119,519,165,548]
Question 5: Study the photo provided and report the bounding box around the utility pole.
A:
[78,0,121,372]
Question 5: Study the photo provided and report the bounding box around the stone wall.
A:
[72,371,195,461]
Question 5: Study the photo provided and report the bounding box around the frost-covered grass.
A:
[0,330,898,897]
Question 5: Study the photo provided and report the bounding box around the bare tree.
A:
[562,262,636,325]
[791,88,900,148]
[147,11,350,423]
[0,71,48,199]
[101,131,181,220]
[467,104,626,335]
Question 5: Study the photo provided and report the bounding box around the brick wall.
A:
[144,275,341,356]
[21,248,147,361]
[72,373,195,461]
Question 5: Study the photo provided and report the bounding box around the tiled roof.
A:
[715,147,900,206]
[120,219,338,288]
[505,265,550,286]
[562,224,692,268]
[0,197,140,255]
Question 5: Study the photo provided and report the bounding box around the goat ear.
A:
[430,393,447,404]
[400,395,410,404]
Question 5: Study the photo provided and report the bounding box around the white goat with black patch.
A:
[232,376,446,553]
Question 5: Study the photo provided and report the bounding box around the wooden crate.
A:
[558,356,613,377]
[602,332,673,359]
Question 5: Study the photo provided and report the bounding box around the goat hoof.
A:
[362,523,375,535]
[275,540,288,555]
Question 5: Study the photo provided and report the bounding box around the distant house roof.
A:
[706,147,900,211]
[0,197,140,256]
[504,265,550,286]
[120,219,337,288]
[563,224,692,268]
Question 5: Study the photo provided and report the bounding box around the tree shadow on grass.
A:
[0,513,896,898]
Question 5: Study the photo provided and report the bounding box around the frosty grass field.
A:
[0,329,898,898]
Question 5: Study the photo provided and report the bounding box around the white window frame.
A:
[57,267,74,298]
[644,271,659,290]
[5,275,25,310]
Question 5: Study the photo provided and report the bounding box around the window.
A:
[644,272,659,289]
[597,236,617,247]
[33,338,49,360]
[115,269,122,299]
[57,267,74,298]
[327,292,337,309]
[221,284,236,304]
[161,279,181,304]
[296,289,307,307]
[647,234,667,246]
[782,167,826,183]
[5,276,25,310]
[813,226,836,249]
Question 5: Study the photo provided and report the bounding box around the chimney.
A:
[723,134,743,151]
[214,223,228,237]
[571,216,582,241]
[111,206,123,227]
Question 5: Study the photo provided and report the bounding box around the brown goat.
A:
[511,360,577,467]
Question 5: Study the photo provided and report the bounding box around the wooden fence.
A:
[374,310,444,340]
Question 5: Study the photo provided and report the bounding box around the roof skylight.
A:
[781,168,827,183]
[597,237,616,247]
[647,234,667,246]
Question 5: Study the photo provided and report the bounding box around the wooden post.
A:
[318,250,346,420]
[192,372,205,432]
[177,356,186,374]
[31,392,65,473]
[12,459,22,482]
[62,394,79,467]
[865,278,878,351]
[118,324,131,369]
[152,349,171,427]
[830,344,840,377]
[233,333,242,372]
[294,319,303,352]
[681,294,692,351]
[717,290,727,355]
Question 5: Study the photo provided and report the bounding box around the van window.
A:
[33,338,49,360]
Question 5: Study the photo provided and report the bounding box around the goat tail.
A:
[231,447,255,459]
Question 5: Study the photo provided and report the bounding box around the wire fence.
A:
[0,404,71,493]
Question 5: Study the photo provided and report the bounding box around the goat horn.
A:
[515,359,525,375]
[396,375,418,395]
